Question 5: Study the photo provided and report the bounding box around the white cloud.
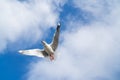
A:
[0,0,64,52]
[73,0,107,16]
[26,0,120,80]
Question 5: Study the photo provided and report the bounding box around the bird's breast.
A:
[44,45,54,55]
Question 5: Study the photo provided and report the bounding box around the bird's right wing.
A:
[50,23,60,51]
[18,49,48,58]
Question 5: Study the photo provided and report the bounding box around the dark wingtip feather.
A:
[57,22,61,30]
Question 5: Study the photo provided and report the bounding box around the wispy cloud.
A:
[27,0,120,80]
[0,0,64,52]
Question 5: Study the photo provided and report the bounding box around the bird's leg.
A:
[50,53,54,61]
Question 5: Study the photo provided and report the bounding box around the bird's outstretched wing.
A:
[18,49,48,57]
[50,23,60,51]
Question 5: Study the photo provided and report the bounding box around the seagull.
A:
[18,23,61,61]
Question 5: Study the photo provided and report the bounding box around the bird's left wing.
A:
[18,49,48,58]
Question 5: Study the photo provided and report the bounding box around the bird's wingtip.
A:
[57,22,61,30]
[18,50,23,53]
[57,22,61,26]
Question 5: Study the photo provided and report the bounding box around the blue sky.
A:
[0,0,120,80]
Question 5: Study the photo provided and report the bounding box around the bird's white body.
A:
[42,41,54,55]
[18,23,61,61]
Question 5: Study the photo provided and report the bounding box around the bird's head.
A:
[41,41,47,46]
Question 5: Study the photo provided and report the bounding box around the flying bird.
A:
[18,23,61,61]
